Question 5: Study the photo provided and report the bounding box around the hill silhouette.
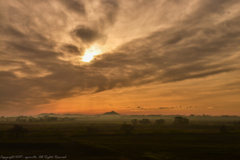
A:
[102,111,120,115]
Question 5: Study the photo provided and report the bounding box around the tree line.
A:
[0,116,76,123]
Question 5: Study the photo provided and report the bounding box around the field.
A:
[0,115,240,160]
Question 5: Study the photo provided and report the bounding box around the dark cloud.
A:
[2,26,26,38]
[164,35,183,46]
[158,106,197,110]
[6,41,60,61]
[89,0,240,89]
[158,107,174,109]
[61,44,82,55]
[72,26,104,43]
[60,0,86,15]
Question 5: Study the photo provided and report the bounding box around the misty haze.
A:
[1,0,240,159]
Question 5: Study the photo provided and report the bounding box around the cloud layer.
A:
[0,0,240,112]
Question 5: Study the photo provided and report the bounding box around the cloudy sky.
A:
[1,0,240,116]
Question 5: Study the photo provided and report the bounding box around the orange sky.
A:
[0,0,240,116]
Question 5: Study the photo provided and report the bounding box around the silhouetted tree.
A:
[7,124,28,138]
[173,116,189,125]
[28,117,38,123]
[0,116,5,122]
[41,116,58,122]
[139,119,151,125]
[16,116,28,122]
[60,117,76,122]
[155,119,166,125]
[47,117,58,122]
[131,119,138,126]
[121,123,134,134]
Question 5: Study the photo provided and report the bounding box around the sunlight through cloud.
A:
[82,45,102,62]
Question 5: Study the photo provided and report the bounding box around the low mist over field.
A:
[1,112,240,159]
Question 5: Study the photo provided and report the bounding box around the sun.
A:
[82,45,102,62]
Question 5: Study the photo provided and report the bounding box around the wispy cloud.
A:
[0,0,240,113]
[158,106,197,110]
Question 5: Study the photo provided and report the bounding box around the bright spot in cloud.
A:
[82,45,102,62]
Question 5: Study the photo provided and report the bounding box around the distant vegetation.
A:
[1,115,76,123]
[131,119,138,126]
[173,116,189,125]
[139,118,151,124]
[1,113,240,159]
[2,113,240,137]
[7,124,28,138]
[155,119,166,125]
[121,123,134,134]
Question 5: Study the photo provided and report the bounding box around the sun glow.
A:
[82,45,102,62]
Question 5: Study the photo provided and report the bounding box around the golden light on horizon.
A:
[82,45,102,62]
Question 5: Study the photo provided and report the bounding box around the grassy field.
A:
[0,115,240,160]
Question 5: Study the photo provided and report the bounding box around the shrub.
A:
[7,124,29,138]
[139,119,151,125]
[173,116,189,125]
[121,123,134,134]
[155,119,166,125]
[131,119,138,126]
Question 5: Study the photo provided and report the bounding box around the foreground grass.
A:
[1,133,240,160]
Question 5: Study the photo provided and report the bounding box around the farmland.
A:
[0,115,240,160]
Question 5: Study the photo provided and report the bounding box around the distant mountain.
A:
[102,111,120,115]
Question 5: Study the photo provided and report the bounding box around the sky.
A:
[1,0,240,116]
